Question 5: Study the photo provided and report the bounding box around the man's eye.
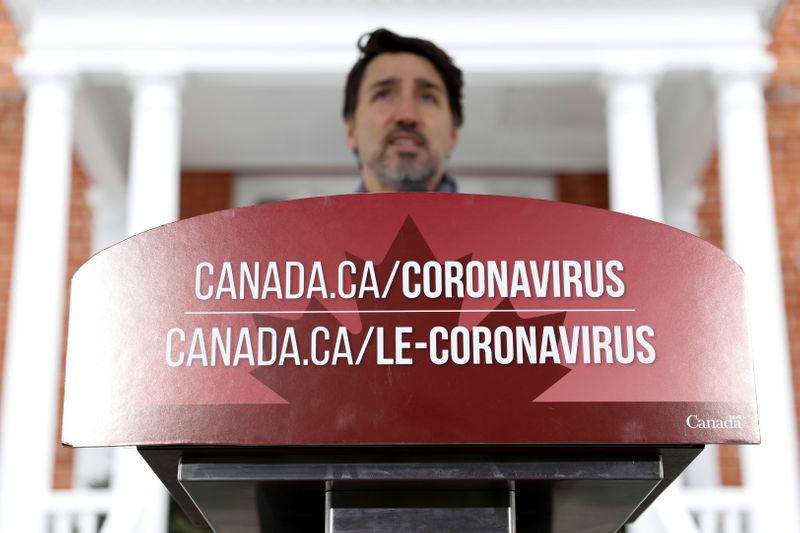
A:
[420,93,439,104]
[372,90,391,102]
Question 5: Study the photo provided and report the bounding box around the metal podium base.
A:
[326,480,513,532]
[140,445,702,533]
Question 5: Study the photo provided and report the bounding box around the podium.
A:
[140,446,699,532]
[63,194,758,532]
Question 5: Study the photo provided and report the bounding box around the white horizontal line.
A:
[184,308,636,316]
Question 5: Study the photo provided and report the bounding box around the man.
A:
[343,28,464,192]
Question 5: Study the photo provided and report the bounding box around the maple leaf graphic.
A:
[249,216,569,441]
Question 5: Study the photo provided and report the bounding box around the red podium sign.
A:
[62,194,758,447]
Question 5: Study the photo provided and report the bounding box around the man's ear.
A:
[449,125,460,150]
[345,118,358,151]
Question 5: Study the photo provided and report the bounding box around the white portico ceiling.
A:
[8,0,782,193]
[176,82,611,171]
[79,69,707,177]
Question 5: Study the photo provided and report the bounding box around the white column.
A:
[0,72,76,533]
[603,70,716,532]
[74,89,128,255]
[103,72,184,533]
[68,76,128,493]
[603,73,663,221]
[126,73,183,235]
[86,185,126,253]
[713,69,800,533]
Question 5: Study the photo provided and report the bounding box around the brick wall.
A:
[0,0,19,93]
[180,171,233,220]
[0,95,22,413]
[769,0,800,466]
[557,173,609,209]
[0,0,93,489]
[0,0,23,412]
[697,0,800,486]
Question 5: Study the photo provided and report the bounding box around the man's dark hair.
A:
[343,28,464,127]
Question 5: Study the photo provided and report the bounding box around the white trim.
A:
[13,5,774,83]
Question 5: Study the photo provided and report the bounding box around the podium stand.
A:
[63,194,758,532]
[141,445,699,532]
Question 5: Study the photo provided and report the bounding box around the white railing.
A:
[45,489,112,533]
[682,487,753,533]
[629,484,753,533]
[41,482,752,533]
[43,449,171,533]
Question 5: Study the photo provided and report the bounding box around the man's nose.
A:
[393,94,420,125]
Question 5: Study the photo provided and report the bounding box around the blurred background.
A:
[0,0,798,531]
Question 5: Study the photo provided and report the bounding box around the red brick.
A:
[179,171,233,220]
[557,173,609,209]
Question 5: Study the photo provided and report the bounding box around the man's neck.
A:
[358,173,456,193]
[362,172,445,193]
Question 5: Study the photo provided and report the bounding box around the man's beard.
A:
[364,126,441,192]
[370,154,438,192]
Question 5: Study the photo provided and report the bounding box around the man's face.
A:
[346,52,460,192]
